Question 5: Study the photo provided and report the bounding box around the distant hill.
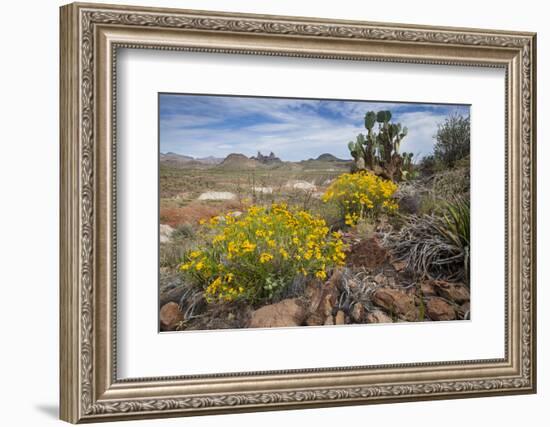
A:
[316,153,347,162]
[220,153,261,169]
[160,152,194,163]
[160,152,223,166]
[160,151,350,170]
[298,153,351,169]
[196,155,223,165]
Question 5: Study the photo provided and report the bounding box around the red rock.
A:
[351,303,366,323]
[419,281,438,297]
[426,297,456,321]
[305,313,324,326]
[160,302,184,331]
[305,274,340,318]
[248,298,306,328]
[432,280,470,304]
[335,310,346,325]
[372,287,417,321]
[366,310,393,324]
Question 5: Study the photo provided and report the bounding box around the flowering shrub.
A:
[322,171,398,226]
[179,203,346,304]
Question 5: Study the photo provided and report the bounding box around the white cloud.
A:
[160,95,469,161]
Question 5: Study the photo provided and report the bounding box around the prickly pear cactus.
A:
[347,110,412,182]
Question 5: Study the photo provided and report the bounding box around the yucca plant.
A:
[441,197,470,248]
[384,197,470,283]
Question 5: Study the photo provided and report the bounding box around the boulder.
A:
[371,287,417,321]
[197,191,236,201]
[426,297,456,321]
[324,315,334,326]
[335,310,346,325]
[419,281,438,297]
[305,271,341,318]
[366,310,393,324]
[160,224,175,243]
[159,286,186,307]
[350,303,366,323]
[304,313,324,326]
[320,291,338,318]
[305,281,323,309]
[252,186,273,194]
[160,302,183,331]
[248,298,306,328]
[291,181,316,191]
[432,280,470,305]
[159,274,204,321]
[326,267,345,291]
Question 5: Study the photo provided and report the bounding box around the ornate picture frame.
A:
[60,2,536,423]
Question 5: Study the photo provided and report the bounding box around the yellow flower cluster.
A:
[322,171,398,226]
[179,203,346,304]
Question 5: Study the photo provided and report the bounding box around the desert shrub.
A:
[322,171,398,226]
[418,154,438,176]
[418,195,447,216]
[313,201,342,228]
[384,197,470,283]
[179,203,346,304]
[434,113,470,168]
[432,167,470,199]
[159,224,198,269]
[354,218,376,239]
[160,242,189,269]
[454,155,470,169]
[394,181,431,215]
[161,236,198,268]
[172,223,196,240]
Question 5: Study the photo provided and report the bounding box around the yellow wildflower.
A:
[323,171,398,225]
[259,253,274,263]
[181,203,347,304]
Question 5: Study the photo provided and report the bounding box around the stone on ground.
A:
[248,298,306,328]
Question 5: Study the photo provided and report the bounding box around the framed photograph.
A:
[60,2,537,423]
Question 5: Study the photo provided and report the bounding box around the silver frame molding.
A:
[60,2,537,423]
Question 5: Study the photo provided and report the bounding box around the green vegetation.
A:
[385,197,470,283]
[160,108,471,330]
[322,171,398,226]
[417,113,470,176]
[179,204,346,305]
[434,113,470,168]
[347,110,414,182]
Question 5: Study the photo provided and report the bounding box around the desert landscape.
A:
[158,96,470,332]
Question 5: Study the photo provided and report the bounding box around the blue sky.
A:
[159,94,470,161]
